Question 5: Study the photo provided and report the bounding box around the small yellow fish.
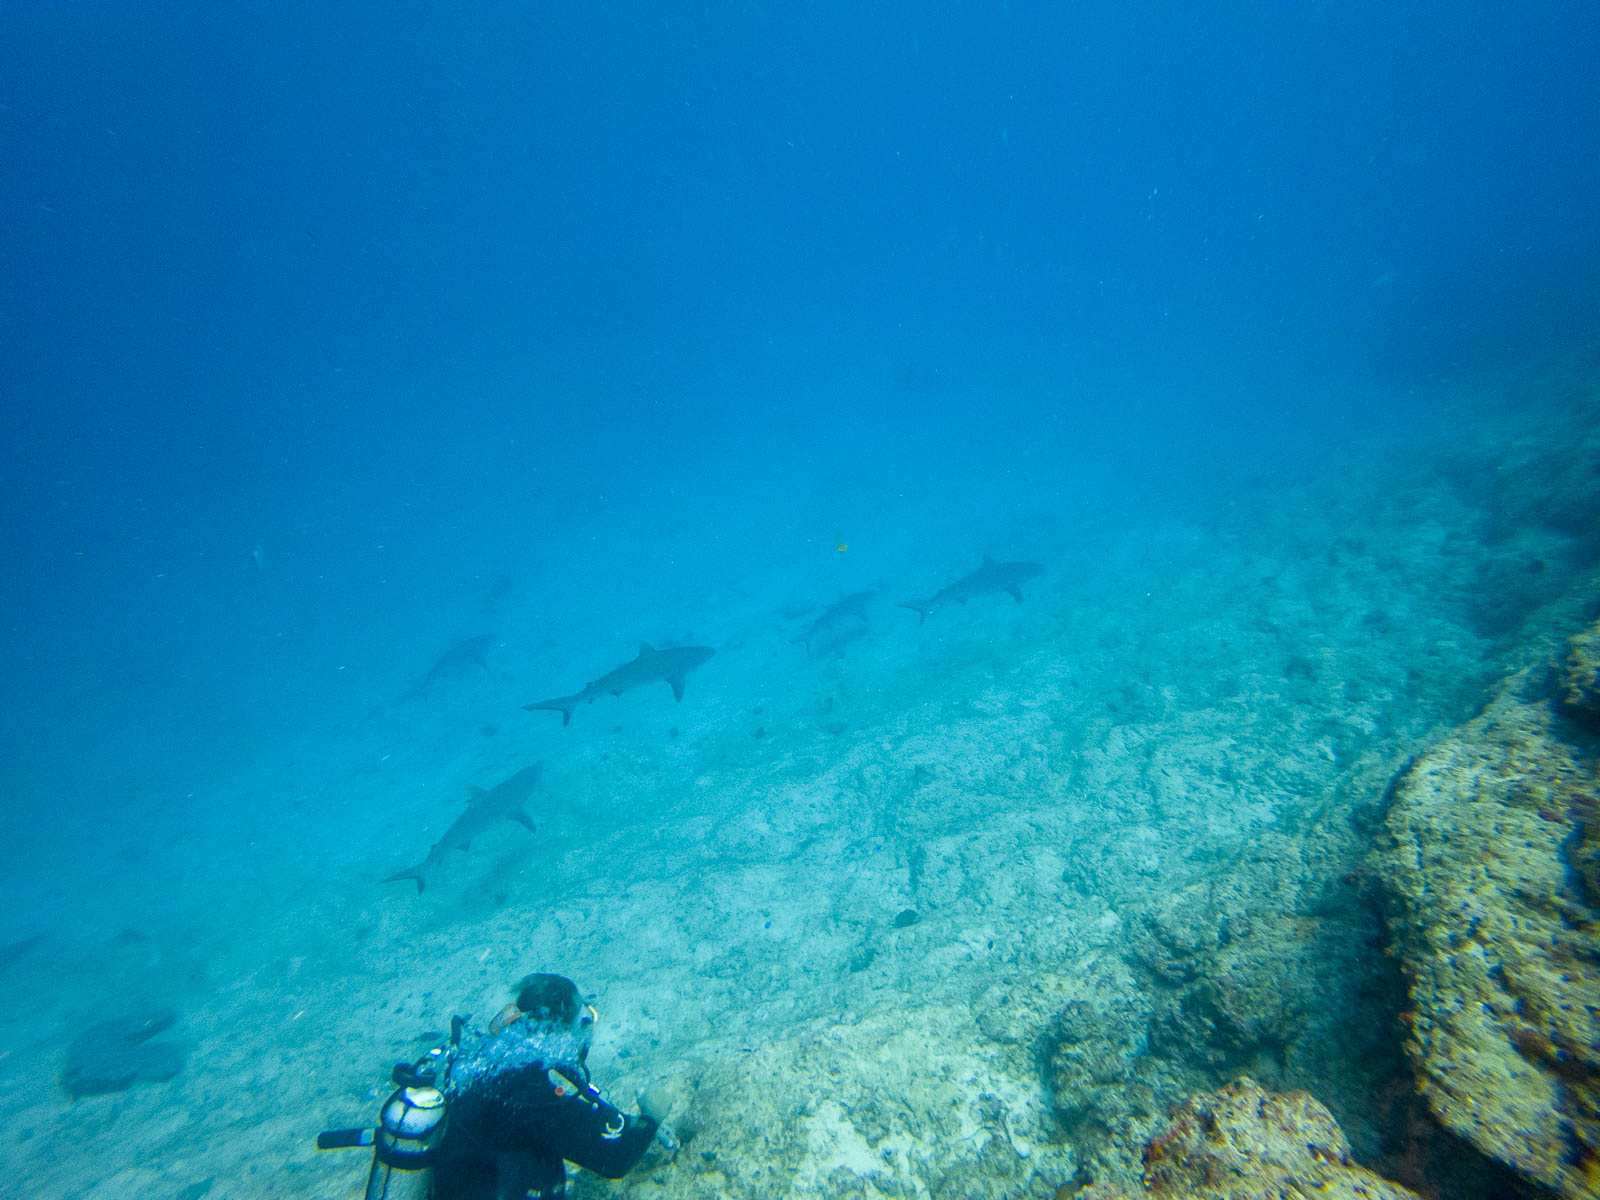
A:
[834,533,849,552]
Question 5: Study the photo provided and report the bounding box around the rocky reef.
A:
[1037,815,1419,1191]
[1075,1076,1422,1200]
[1376,618,1600,1199]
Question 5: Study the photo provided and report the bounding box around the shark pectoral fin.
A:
[669,675,686,702]
[897,601,928,624]
[1006,585,1024,604]
[523,696,578,727]
[511,808,537,832]
[384,866,427,895]
[637,642,656,657]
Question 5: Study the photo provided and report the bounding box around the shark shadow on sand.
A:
[402,634,494,703]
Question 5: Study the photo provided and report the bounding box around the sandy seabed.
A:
[4,361,1598,1200]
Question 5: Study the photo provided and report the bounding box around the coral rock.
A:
[1377,635,1600,1200]
[1074,1076,1422,1200]
[1560,618,1600,720]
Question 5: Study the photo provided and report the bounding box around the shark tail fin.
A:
[897,600,931,625]
[384,865,427,894]
[522,695,579,727]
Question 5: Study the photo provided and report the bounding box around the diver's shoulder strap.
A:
[393,1016,469,1090]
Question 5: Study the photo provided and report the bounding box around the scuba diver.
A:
[318,973,666,1199]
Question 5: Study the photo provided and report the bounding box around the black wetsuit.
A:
[431,1058,658,1200]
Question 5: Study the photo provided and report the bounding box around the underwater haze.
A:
[2,3,1599,1198]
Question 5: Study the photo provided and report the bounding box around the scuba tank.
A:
[316,1042,453,1199]
[363,1080,449,1200]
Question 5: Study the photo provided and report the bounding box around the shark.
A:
[792,589,877,650]
[0,933,42,974]
[383,764,542,894]
[523,642,715,726]
[404,634,494,701]
[898,556,1043,623]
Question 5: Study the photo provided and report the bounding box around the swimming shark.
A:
[0,933,42,974]
[383,764,541,894]
[404,634,494,701]
[792,590,877,650]
[523,642,715,726]
[898,556,1043,623]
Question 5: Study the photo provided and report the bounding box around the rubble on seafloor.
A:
[1072,1076,1423,1200]
[1375,616,1600,1200]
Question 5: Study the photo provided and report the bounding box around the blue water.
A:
[2,3,1598,1197]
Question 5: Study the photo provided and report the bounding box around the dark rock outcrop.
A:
[61,1006,186,1097]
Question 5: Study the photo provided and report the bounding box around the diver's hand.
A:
[637,1078,686,1151]
[636,1080,679,1125]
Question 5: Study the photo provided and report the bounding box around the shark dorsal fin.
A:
[467,786,490,804]
[982,554,996,566]
[638,641,656,657]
